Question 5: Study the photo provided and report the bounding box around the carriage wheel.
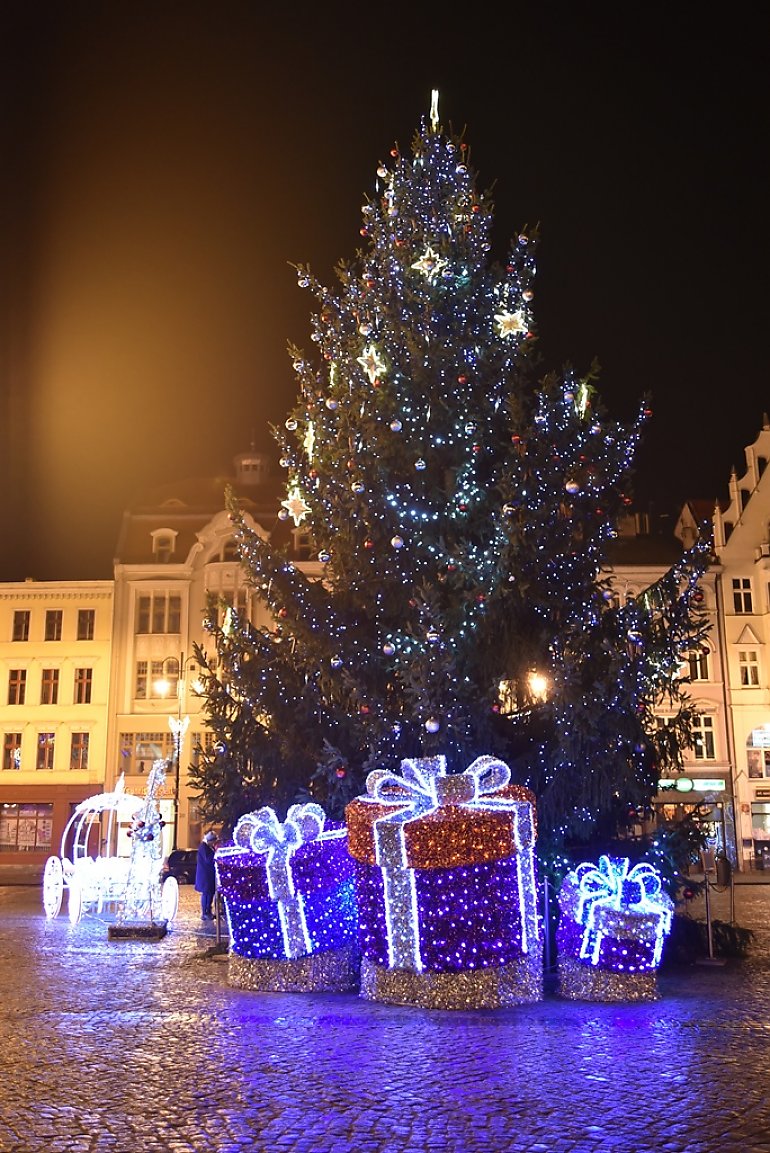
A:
[161,876,179,922]
[42,856,64,919]
[68,877,83,924]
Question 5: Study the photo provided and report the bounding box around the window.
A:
[687,648,710,681]
[0,803,53,852]
[77,609,95,640]
[152,531,176,563]
[7,670,26,705]
[12,611,30,641]
[36,732,55,770]
[136,593,181,634]
[2,734,22,771]
[41,668,60,705]
[119,731,174,774]
[739,650,760,687]
[292,528,313,560]
[70,732,89,770]
[732,578,753,614]
[135,659,179,701]
[74,668,93,704]
[692,714,716,761]
[44,610,63,641]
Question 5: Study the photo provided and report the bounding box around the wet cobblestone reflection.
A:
[1,880,769,1153]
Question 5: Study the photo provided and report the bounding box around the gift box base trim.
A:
[359,952,543,1010]
[557,953,660,1002]
[228,944,360,993]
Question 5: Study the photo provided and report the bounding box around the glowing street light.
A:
[154,652,198,850]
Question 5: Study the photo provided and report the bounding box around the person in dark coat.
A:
[195,831,218,919]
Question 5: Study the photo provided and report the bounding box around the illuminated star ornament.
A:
[494,309,527,338]
[281,485,312,526]
[357,343,387,384]
[411,245,449,284]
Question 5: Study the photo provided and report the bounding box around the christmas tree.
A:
[191,93,710,850]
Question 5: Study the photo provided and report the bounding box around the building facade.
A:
[707,419,770,869]
[6,426,770,882]
[0,580,114,880]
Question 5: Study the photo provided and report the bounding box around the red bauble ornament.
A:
[363,538,374,550]
[458,374,467,385]
[360,704,370,714]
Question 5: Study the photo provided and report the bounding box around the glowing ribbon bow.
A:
[363,755,537,972]
[574,855,672,967]
[232,803,326,959]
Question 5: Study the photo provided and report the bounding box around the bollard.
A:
[715,854,732,888]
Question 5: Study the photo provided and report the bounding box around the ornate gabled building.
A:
[707,417,770,868]
[109,446,316,855]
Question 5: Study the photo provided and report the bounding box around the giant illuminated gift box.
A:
[556,855,675,1003]
[345,754,542,1010]
[215,803,359,993]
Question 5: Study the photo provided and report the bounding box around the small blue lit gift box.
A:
[345,754,542,1010]
[556,855,674,1002]
[215,802,359,993]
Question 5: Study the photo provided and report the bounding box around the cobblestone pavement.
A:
[0,880,769,1153]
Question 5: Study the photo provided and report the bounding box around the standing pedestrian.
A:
[195,831,218,920]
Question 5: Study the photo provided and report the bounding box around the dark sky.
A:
[1,3,767,582]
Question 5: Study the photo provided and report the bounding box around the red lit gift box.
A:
[345,754,542,1009]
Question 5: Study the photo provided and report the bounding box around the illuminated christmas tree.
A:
[192,94,709,849]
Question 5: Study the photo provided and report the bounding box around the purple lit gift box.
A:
[345,755,543,1009]
[556,855,674,1002]
[215,803,359,992]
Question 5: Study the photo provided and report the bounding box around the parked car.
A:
[161,848,198,885]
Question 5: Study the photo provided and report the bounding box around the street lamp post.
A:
[155,651,196,852]
[169,711,190,852]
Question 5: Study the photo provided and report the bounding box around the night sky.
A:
[1,3,767,582]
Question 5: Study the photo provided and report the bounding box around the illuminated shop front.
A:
[653,775,737,868]
[744,726,770,868]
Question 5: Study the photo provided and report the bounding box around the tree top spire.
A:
[430,89,439,133]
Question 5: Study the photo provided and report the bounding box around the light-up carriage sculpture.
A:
[42,765,179,925]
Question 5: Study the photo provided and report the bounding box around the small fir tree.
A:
[190,95,710,847]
